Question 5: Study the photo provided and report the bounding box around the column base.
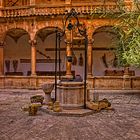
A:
[87,73,93,78]
[123,75,132,89]
[0,73,4,76]
[62,74,73,80]
[31,73,37,77]
[123,74,130,78]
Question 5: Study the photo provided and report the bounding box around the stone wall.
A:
[4,30,140,77]
[90,76,140,90]
[0,76,140,89]
[0,76,54,89]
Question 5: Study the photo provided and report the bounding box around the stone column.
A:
[0,0,3,16]
[87,39,93,77]
[0,0,3,7]
[123,76,132,89]
[87,28,93,77]
[65,41,73,78]
[65,30,73,79]
[65,0,71,4]
[123,66,132,89]
[0,42,4,76]
[30,0,35,5]
[29,40,36,76]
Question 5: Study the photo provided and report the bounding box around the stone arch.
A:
[34,26,66,74]
[35,20,64,37]
[4,28,30,44]
[93,25,122,34]
[0,34,4,44]
[4,28,31,75]
[0,33,5,44]
[92,25,122,76]
[35,26,64,42]
[92,25,123,47]
[0,27,8,44]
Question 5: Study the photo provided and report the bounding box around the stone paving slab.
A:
[0,89,140,140]
[41,106,95,117]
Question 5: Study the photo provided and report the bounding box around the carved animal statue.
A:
[48,101,53,110]
[30,95,44,105]
[47,101,62,112]
[86,101,99,111]
[98,98,111,110]
[28,104,38,116]
[22,103,42,116]
[86,98,111,111]
[53,101,61,112]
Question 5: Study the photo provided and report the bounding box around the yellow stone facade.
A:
[0,0,140,89]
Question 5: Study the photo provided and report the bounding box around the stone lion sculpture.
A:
[86,98,112,111]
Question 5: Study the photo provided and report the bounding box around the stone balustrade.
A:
[0,75,140,89]
[2,7,31,17]
[0,2,137,18]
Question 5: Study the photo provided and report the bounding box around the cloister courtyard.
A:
[0,1,140,140]
[0,89,139,140]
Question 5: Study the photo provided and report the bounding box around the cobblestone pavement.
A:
[0,89,140,140]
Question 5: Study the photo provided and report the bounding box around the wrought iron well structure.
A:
[54,8,88,108]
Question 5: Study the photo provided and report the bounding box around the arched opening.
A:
[4,28,30,76]
[92,26,121,76]
[35,27,66,76]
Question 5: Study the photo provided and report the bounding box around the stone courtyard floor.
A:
[0,89,140,140]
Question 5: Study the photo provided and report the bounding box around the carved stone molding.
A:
[36,27,56,42]
[1,1,135,18]
[6,28,28,43]
[0,0,3,8]
[88,39,93,46]
[29,40,37,46]
[0,41,5,47]
[64,39,72,45]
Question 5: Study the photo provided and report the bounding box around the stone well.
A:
[57,81,84,109]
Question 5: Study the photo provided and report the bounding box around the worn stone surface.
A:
[0,89,140,140]
[57,82,84,109]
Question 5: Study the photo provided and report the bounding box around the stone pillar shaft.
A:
[86,31,94,88]
[0,0,3,16]
[65,30,73,78]
[0,43,4,75]
[30,0,35,5]
[87,39,93,77]
[0,1,3,7]
[65,0,71,4]
[87,24,93,77]
[30,40,36,76]
[66,42,72,76]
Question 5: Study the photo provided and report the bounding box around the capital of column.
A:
[65,0,71,4]
[86,24,94,40]
[29,40,37,46]
[64,39,72,45]
[30,0,35,5]
[0,41,5,47]
[88,39,94,45]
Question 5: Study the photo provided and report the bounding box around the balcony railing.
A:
[0,2,139,18]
